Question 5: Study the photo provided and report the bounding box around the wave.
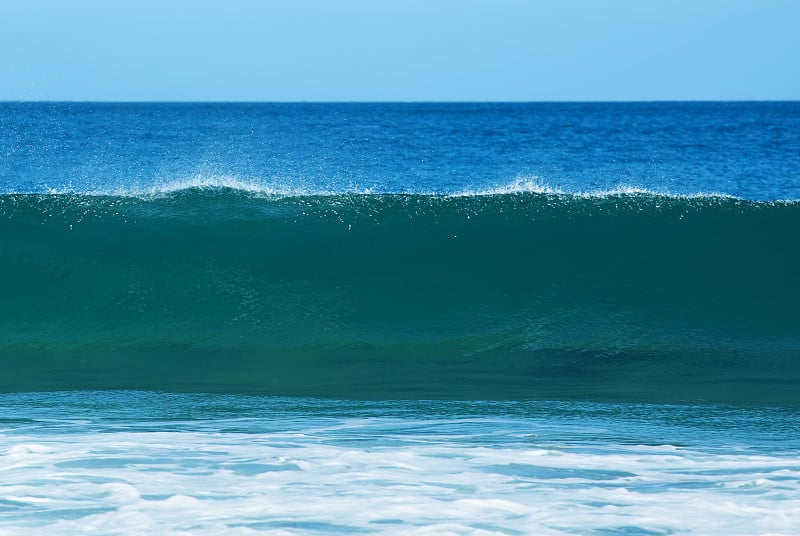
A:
[1,189,798,404]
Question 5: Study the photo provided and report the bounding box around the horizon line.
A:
[1,98,798,105]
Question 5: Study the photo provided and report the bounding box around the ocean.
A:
[1,102,799,534]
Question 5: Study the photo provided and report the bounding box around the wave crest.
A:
[44,175,343,199]
[451,176,740,200]
[37,174,752,202]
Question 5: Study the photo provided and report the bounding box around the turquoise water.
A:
[1,102,799,533]
[2,190,798,405]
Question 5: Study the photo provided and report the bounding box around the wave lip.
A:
[43,175,348,199]
[450,176,745,201]
[22,175,790,203]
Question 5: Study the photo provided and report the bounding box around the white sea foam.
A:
[42,175,338,199]
[449,175,740,200]
[1,414,799,535]
[128,175,297,197]
[449,176,566,196]
[34,173,376,200]
[29,174,748,201]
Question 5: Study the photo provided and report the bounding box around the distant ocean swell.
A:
[1,188,798,404]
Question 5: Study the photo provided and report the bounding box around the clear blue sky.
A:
[1,0,798,101]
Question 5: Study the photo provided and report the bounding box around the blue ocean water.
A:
[2,102,798,199]
[1,102,799,534]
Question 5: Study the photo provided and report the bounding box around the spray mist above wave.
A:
[449,176,743,201]
[41,175,374,199]
[29,174,769,203]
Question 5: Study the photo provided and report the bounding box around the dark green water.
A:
[1,190,798,405]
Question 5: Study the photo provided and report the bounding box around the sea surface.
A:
[1,102,799,534]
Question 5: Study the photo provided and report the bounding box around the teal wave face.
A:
[1,190,798,404]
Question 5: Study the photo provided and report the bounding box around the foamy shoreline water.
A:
[2,394,799,535]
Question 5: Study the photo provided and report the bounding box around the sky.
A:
[1,0,798,101]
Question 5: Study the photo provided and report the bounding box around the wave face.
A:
[1,189,798,404]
